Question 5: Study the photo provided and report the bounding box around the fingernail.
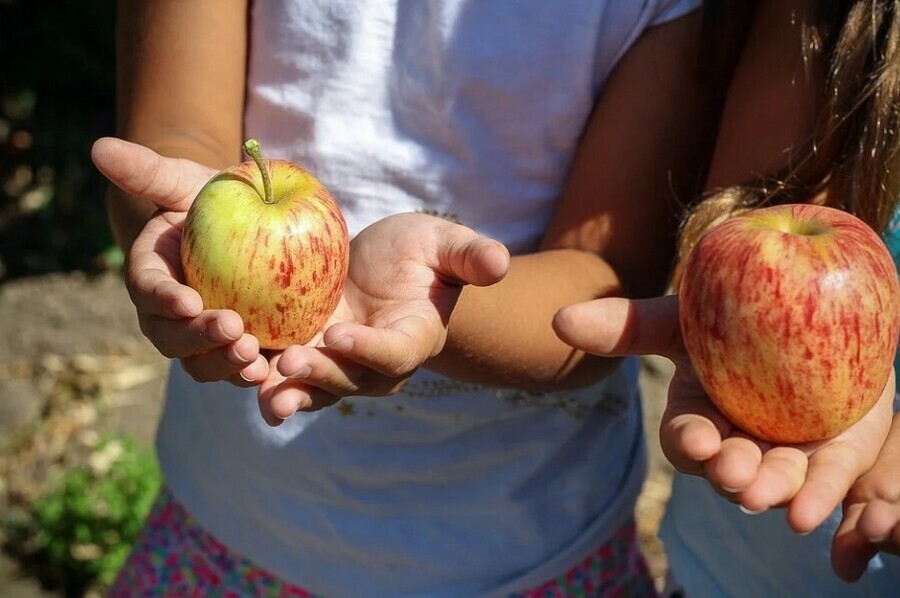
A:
[739,505,768,516]
[328,336,353,352]
[239,356,267,382]
[231,343,255,365]
[211,319,241,342]
[721,486,742,494]
[293,365,311,379]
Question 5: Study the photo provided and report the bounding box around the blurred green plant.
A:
[3,437,161,595]
[0,0,119,281]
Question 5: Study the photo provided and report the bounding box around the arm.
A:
[275,10,717,395]
[101,0,511,419]
[555,0,896,533]
[111,0,247,247]
[660,0,892,531]
[427,10,717,390]
[99,0,270,385]
[265,10,722,420]
[698,0,822,189]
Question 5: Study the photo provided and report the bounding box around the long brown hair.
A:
[677,0,900,280]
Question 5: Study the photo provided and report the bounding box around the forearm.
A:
[109,0,247,250]
[425,12,710,390]
[426,248,628,390]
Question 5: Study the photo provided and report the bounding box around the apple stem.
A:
[243,139,274,205]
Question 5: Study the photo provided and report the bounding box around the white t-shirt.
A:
[156,1,701,596]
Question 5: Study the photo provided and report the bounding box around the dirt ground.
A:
[0,271,675,596]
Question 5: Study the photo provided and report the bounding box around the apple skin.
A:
[181,150,349,350]
[679,204,900,443]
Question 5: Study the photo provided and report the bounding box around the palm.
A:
[340,216,463,334]
[94,139,510,420]
[553,294,895,533]
[663,343,893,526]
[94,137,271,387]
[288,215,472,350]
[262,212,509,420]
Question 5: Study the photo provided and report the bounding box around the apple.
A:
[679,204,900,443]
[181,139,349,349]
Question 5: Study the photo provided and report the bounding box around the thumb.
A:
[91,137,216,212]
[553,295,684,359]
[435,226,510,287]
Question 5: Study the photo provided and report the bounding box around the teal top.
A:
[886,207,900,373]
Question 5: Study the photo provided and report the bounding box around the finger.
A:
[321,319,437,378]
[660,412,722,475]
[788,389,894,534]
[236,354,270,386]
[787,445,859,534]
[832,503,878,582]
[139,311,245,359]
[126,216,202,318]
[845,443,900,509]
[179,334,262,382]
[126,270,203,319]
[552,295,683,359]
[269,383,341,419]
[129,269,203,319]
[432,227,510,287]
[856,499,900,546]
[703,435,765,496]
[257,378,340,425]
[277,345,405,397]
[91,137,215,212]
[659,377,729,475]
[738,447,808,513]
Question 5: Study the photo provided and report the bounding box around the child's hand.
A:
[91,137,269,386]
[553,295,894,533]
[257,213,510,424]
[832,408,900,582]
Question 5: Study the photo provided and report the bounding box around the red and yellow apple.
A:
[181,139,349,349]
[679,204,900,443]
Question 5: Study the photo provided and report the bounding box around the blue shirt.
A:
[885,208,900,373]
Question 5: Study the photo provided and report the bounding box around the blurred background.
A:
[1,2,168,596]
[1,0,119,281]
[0,2,675,596]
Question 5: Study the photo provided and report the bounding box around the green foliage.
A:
[4,438,162,594]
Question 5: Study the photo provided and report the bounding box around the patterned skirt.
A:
[110,488,657,597]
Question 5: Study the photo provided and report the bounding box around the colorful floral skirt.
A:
[110,488,656,597]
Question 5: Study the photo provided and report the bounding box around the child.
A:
[96,0,718,594]
[554,0,900,595]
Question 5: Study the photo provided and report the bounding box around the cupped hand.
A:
[91,137,269,385]
[552,295,894,534]
[258,213,510,424]
[831,409,900,582]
